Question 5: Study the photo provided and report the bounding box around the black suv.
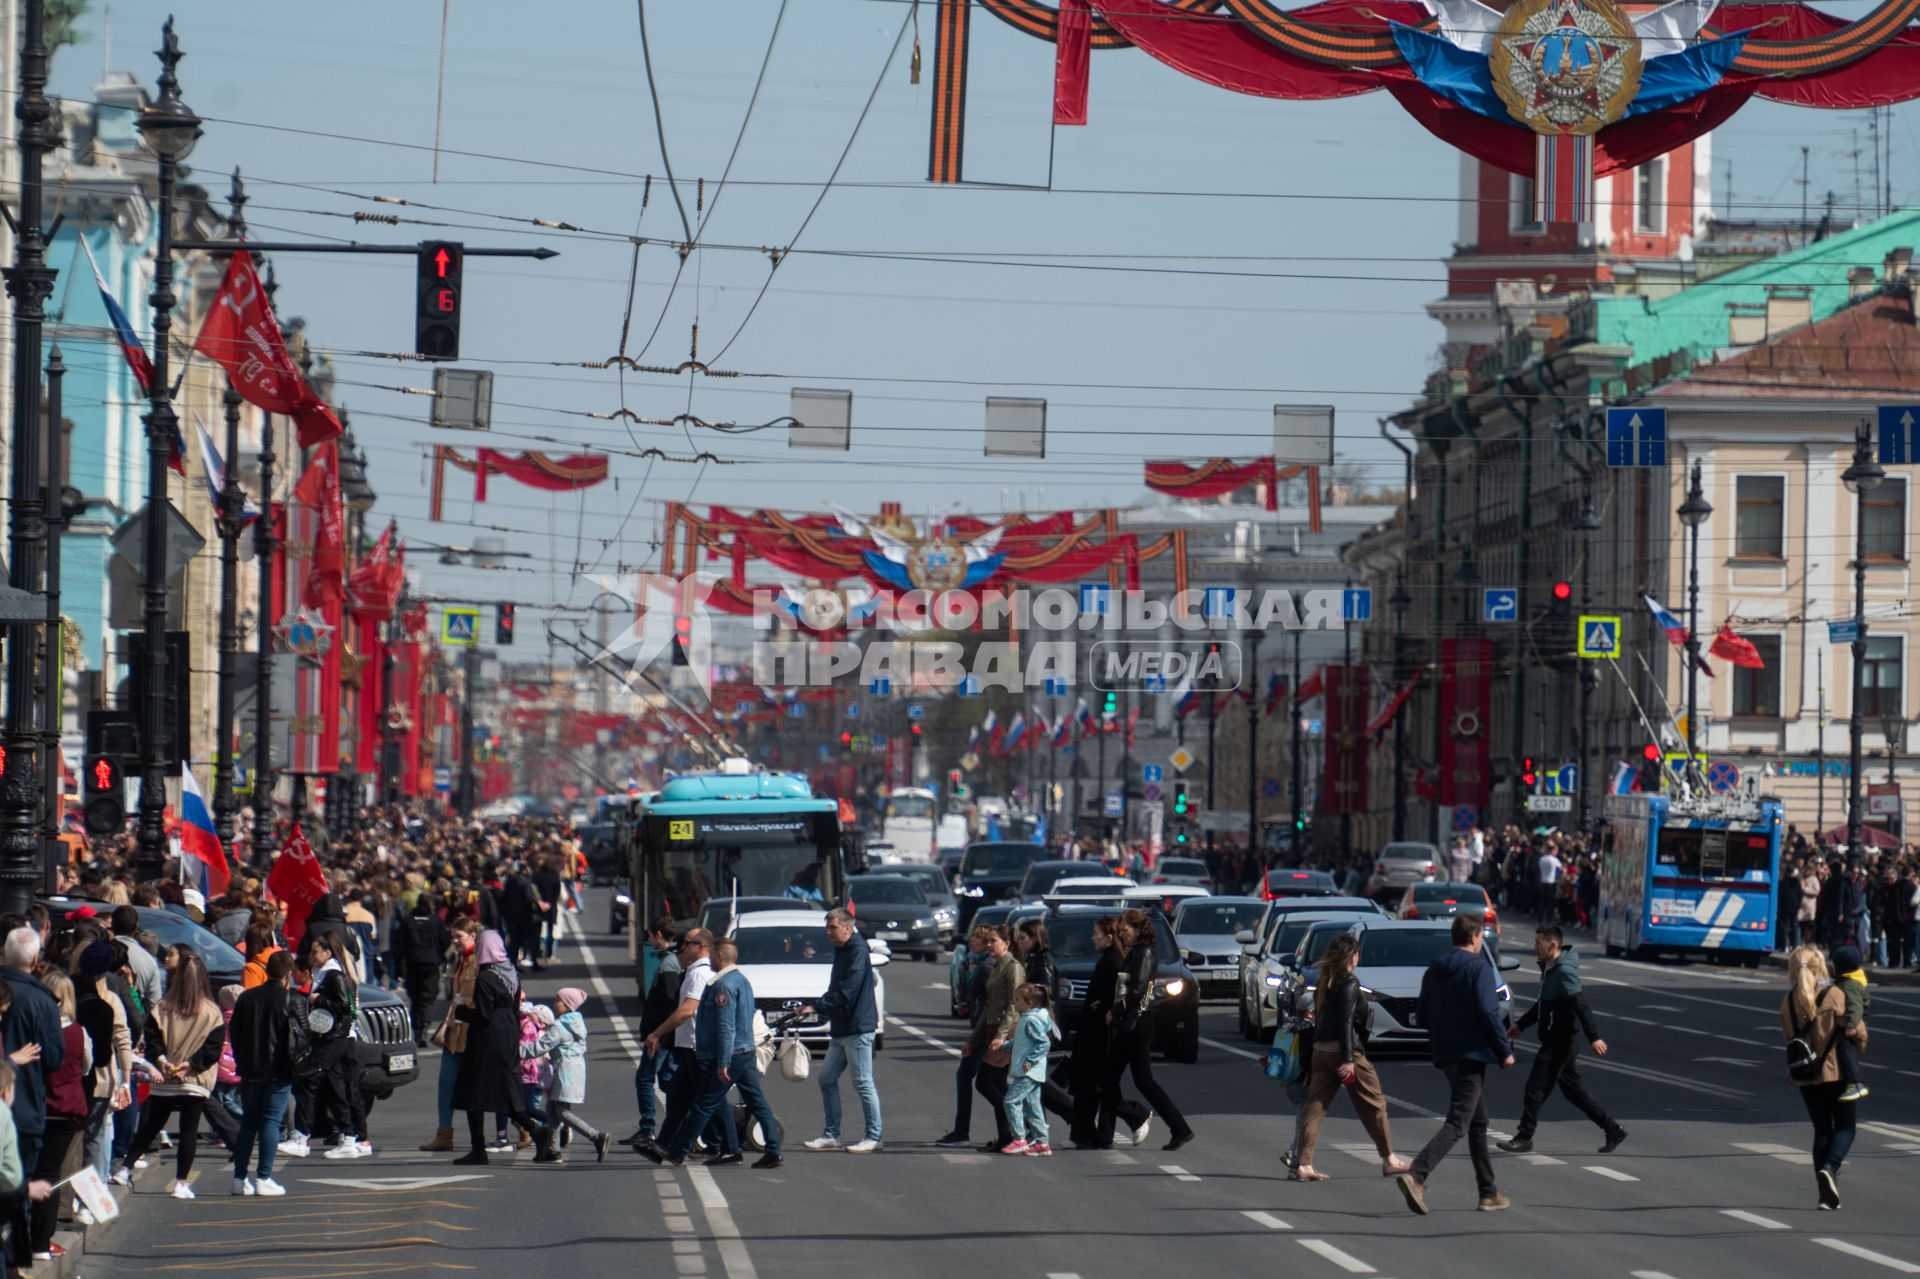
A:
[955,841,1047,931]
[846,875,943,961]
[1046,905,1200,1064]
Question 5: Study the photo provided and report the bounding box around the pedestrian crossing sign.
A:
[1577,614,1621,659]
[441,607,479,646]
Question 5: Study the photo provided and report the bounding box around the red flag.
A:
[294,442,345,609]
[194,250,344,448]
[1053,0,1091,125]
[1708,624,1766,670]
[266,824,330,947]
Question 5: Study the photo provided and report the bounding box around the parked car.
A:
[1397,881,1500,936]
[881,862,960,947]
[1171,896,1266,1001]
[947,903,1045,1017]
[1049,905,1200,1063]
[1364,841,1442,897]
[845,874,943,960]
[955,841,1048,931]
[1261,867,1340,900]
[1149,856,1215,892]
[729,911,890,1050]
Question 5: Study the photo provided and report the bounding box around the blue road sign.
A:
[1104,791,1124,817]
[818,743,832,761]
[1554,763,1577,795]
[789,702,806,719]
[1142,763,1165,783]
[846,702,860,719]
[441,608,479,646]
[1143,674,1167,694]
[1043,677,1068,696]
[1080,583,1111,615]
[433,766,452,793]
[907,703,924,720]
[1343,587,1373,623]
[1482,588,1518,624]
[1261,777,1281,798]
[959,676,982,697]
[869,677,891,696]
[1201,586,1236,619]
[1605,407,1667,468]
[1879,405,1920,465]
[1828,620,1861,645]
[1450,805,1476,832]
[1706,760,1740,793]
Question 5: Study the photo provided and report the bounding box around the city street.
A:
[81,890,1920,1279]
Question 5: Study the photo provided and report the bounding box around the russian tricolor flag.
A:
[178,765,231,897]
[1051,713,1072,747]
[1001,712,1029,754]
[83,237,184,475]
[1643,595,1686,643]
[1610,760,1640,796]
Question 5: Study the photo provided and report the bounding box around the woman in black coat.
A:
[1075,917,1153,1147]
[450,931,542,1165]
[1098,910,1194,1152]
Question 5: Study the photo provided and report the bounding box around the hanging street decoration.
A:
[930,0,1920,223]
[1143,457,1323,527]
[428,445,610,519]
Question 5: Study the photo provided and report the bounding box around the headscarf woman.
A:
[449,930,544,1164]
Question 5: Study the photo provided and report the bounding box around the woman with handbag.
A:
[1287,933,1410,1182]
[1098,910,1195,1152]
[1781,945,1858,1210]
[968,927,1023,1152]
[449,930,546,1165]
[420,922,480,1153]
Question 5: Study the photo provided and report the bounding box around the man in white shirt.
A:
[1536,848,1564,920]
[642,930,713,1156]
[1468,827,1486,869]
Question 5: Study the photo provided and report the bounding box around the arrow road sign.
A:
[1879,405,1920,465]
[1343,587,1373,623]
[1605,407,1667,468]
[1142,763,1164,783]
[1577,614,1622,659]
[1482,588,1518,623]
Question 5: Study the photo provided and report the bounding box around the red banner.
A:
[1437,638,1491,810]
[193,250,343,448]
[266,825,330,947]
[1054,0,1092,124]
[1144,458,1278,510]
[1321,664,1370,816]
[293,442,345,610]
[348,523,404,621]
[355,616,384,776]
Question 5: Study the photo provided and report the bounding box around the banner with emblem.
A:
[1321,664,1371,816]
[1437,638,1492,809]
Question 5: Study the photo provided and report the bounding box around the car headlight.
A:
[614,893,631,906]
[1263,974,1284,988]
[1159,979,1186,997]
[933,909,955,925]
[1497,984,1511,1003]
[959,885,986,898]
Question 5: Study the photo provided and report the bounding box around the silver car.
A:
[1171,896,1266,1001]
[1235,902,1384,1039]
[1364,841,1442,896]
[1342,919,1518,1050]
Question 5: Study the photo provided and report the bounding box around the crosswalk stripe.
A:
[1813,1239,1920,1273]
[1161,1165,1201,1183]
[1297,1239,1377,1274]
[1721,1209,1791,1230]
[1520,1153,1565,1166]
[1242,1210,1292,1230]
[1584,1165,1638,1182]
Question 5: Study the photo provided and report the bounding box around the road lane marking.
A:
[1721,1209,1792,1230]
[1694,1057,1759,1068]
[884,1016,964,1059]
[939,1153,990,1164]
[1297,1239,1377,1273]
[1102,1151,1137,1165]
[1863,1120,1920,1143]
[1813,1239,1920,1272]
[1243,1210,1292,1230]
[1639,1005,1683,1012]
[1161,1165,1202,1182]
[1585,1165,1638,1182]
[1520,1153,1565,1166]
[1632,1272,1683,1279]
[1732,1142,1805,1164]
[1511,1040,1747,1099]
[1611,1015,1662,1027]
[1047,1273,1083,1278]
[688,1167,759,1279]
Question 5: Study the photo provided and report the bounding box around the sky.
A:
[46,0,1920,631]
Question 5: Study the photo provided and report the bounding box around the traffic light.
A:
[840,731,852,746]
[1102,690,1118,718]
[1639,741,1664,793]
[910,722,921,737]
[1172,781,1188,816]
[949,769,962,787]
[83,754,125,837]
[1521,756,1537,789]
[1552,580,1573,604]
[415,241,463,360]
[671,612,692,666]
[495,602,515,646]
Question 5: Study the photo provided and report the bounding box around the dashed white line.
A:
[1720,1209,1792,1230]
[1813,1238,1920,1273]
[1632,1272,1682,1279]
[1161,1164,1202,1183]
[1520,1153,1566,1166]
[1585,1165,1638,1182]
[1297,1239,1377,1274]
[689,1167,759,1279]
[1863,1120,1920,1143]
[1243,1210,1292,1230]
[884,1015,964,1058]
[1732,1142,1805,1164]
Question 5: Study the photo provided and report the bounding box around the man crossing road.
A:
[1497,926,1626,1156]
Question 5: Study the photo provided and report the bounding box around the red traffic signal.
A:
[415,241,463,360]
[1643,743,1662,762]
[1552,581,1573,602]
[840,731,852,746]
[1520,756,1537,787]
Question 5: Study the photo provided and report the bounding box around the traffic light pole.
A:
[40,344,66,891]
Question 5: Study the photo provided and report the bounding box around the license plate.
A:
[880,931,908,940]
[386,1053,416,1073]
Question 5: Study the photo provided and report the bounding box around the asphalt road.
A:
[84,889,1920,1279]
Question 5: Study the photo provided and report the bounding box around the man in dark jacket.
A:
[801,909,881,1152]
[500,864,544,971]
[396,899,451,1047]
[1,928,66,1180]
[1397,916,1512,1215]
[1496,926,1625,1155]
[531,857,563,961]
[626,918,683,1147]
[230,951,301,1195]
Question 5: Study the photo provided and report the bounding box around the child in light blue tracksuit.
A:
[1001,984,1057,1156]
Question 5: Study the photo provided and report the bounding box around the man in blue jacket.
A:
[1,928,66,1183]
[647,939,783,1170]
[1397,916,1512,1215]
[800,909,882,1153]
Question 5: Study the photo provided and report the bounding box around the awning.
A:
[1820,824,1900,850]
[1365,675,1421,738]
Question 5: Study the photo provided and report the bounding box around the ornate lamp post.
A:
[132,19,202,881]
[1676,461,1712,792]
[212,170,247,848]
[1841,422,1884,866]
[1388,574,1411,841]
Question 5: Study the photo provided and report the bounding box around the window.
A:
[1734,475,1785,558]
[1730,634,1782,717]
[1863,476,1908,561]
[1636,157,1667,233]
[1861,636,1903,718]
[1511,174,1543,233]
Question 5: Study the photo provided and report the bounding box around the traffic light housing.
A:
[1639,742,1664,793]
[671,612,692,666]
[83,754,125,836]
[1551,580,1573,606]
[1521,756,1537,789]
[1102,690,1118,718]
[1172,781,1188,816]
[415,241,463,361]
[495,602,515,646]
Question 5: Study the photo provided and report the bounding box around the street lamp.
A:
[1388,574,1412,841]
[133,18,202,881]
[1841,420,1884,865]
[1676,460,1712,792]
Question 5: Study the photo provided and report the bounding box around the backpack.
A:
[1786,998,1836,1082]
[286,988,318,1077]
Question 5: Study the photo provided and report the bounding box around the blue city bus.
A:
[1598,793,1783,964]
[626,764,848,994]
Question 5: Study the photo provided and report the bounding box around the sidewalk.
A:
[26,1158,161,1279]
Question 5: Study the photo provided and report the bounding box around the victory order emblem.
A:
[1491,0,1644,135]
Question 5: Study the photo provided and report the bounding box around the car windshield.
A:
[962,844,1043,875]
[892,867,952,898]
[1048,915,1179,963]
[1176,902,1265,934]
[851,879,928,906]
[1053,880,1123,897]
[1269,869,1330,888]
[1299,925,1357,963]
[1020,864,1083,894]
[144,909,245,975]
[1272,917,1336,955]
[1158,859,1208,877]
[735,926,832,965]
[1412,884,1484,904]
[1359,930,1456,968]
[885,792,937,821]
[972,907,1013,929]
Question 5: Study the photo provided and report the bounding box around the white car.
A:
[1171,896,1267,1001]
[1343,919,1517,1049]
[729,911,890,1052]
[1121,884,1210,920]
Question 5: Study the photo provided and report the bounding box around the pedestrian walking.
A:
[26,971,89,1263]
[1396,916,1514,1215]
[935,926,995,1149]
[0,928,64,1209]
[1065,917,1151,1149]
[1797,863,1821,949]
[1289,933,1410,1181]
[121,950,225,1201]
[229,950,302,1197]
[626,917,683,1148]
[966,926,1021,1152]
[70,940,131,1191]
[521,988,613,1164]
[801,909,882,1153]
[1098,910,1194,1152]
[1498,926,1625,1155]
[305,932,371,1159]
[641,930,715,1158]
[450,930,545,1165]
[1000,983,1057,1156]
[420,921,479,1152]
[645,940,782,1170]
[396,894,451,1047]
[1781,945,1858,1209]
